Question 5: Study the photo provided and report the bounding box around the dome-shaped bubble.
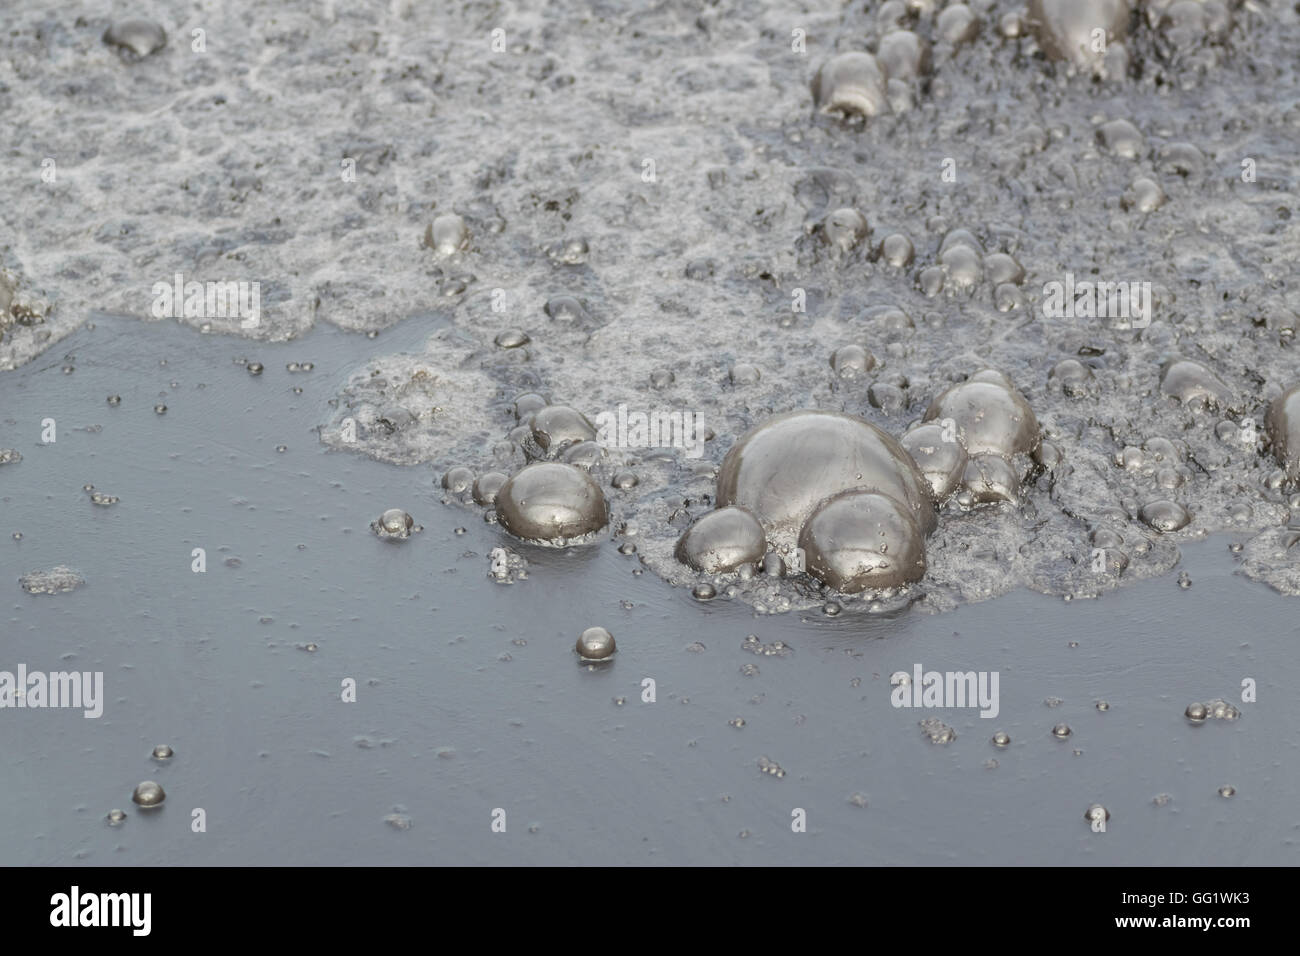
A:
[811,52,889,118]
[674,506,767,573]
[923,372,1040,458]
[901,423,968,503]
[797,490,927,592]
[495,463,608,543]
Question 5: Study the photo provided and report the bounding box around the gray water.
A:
[1,314,1295,865]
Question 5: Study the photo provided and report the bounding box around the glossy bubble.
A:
[675,506,767,573]
[103,20,167,59]
[1160,359,1232,409]
[495,462,608,543]
[992,731,1011,747]
[822,208,869,252]
[811,52,889,118]
[131,781,165,808]
[494,329,529,349]
[1139,499,1190,533]
[1049,359,1093,398]
[936,4,979,48]
[1052,723,1072,738]
[372,508,415,539]
[877,30,930,81]
[716,410,936,541]
[472,471,508,506]
[106,808,127,826]
[1027,0,1129,69]
[831,344,877,378]
[923,371,1040,458]
[961,454,1020,504]
[442,466,474,494]
[575,626,616,661]
[1096,119,1145,159]
[901,424,968,503]
[879,233,915,268]
[426,213,468,255]
[151,744,174,761]
[984,253,1025,286]
[530,405,597,452]
[1266,384,1300,481]
[797,490,926,591]
[1122,177,1166,213]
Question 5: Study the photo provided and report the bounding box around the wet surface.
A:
[1,315,1296,864]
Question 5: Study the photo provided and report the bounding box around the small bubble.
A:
[729,717,745,728]
[107,395,121,406]
[692,583,716,601]
[384,813,413,830]
[1185,701,1208,722]
[1084,804,1110,824]
[1044,696,1063,708]
[1095,700,1110,712]
[1052,723,1072,739]
[276,445,287,453]
[613,697,626,707]
[151,744,173,761]
[992,731,1010,747]
[106,809,127,826]
[12,532,21,540]
[1218,785,1236,798]
[494,329,530,349]
[154,404,167,415]
[576,626,616,661]
[372,508,415,539]
[848,792,869,808]
[131,781,165,808]
[1152,794,1172,807]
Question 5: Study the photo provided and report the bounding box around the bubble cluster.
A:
[919,717,956,745]
[1185,698,1241,722]
[19,566,84,594]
